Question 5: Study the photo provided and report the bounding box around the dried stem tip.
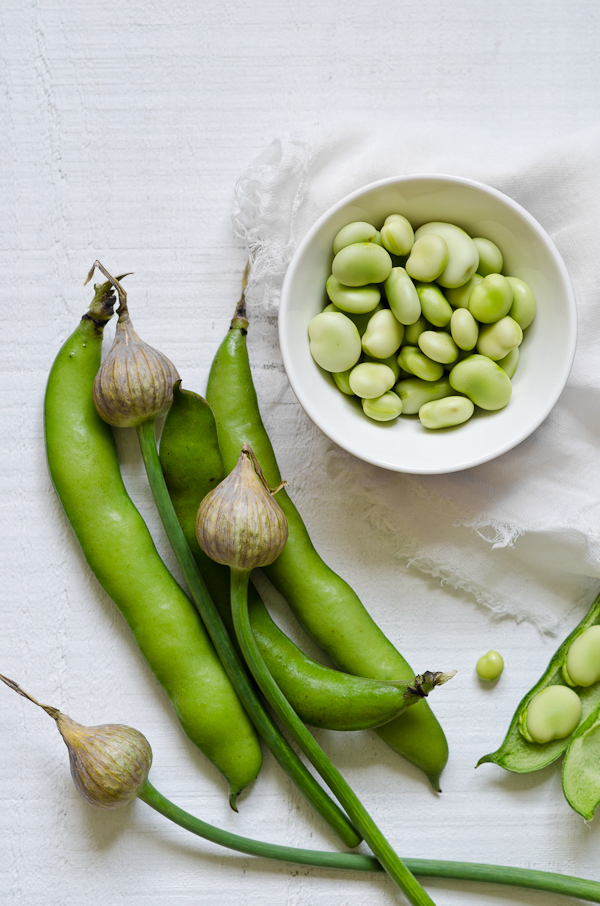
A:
[196,444,289,571]
[0,674,152,809]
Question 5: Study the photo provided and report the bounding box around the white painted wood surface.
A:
[2,2,600,904]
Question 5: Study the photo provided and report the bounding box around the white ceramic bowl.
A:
[279,174,577,474]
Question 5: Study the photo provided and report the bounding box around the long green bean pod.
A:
[206,281,448,788]
[160,384,445,732]
[44,279,262,806]
[86,262,360,847]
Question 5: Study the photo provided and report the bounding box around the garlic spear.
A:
[196,444,288,571]
[86,261,180,428]
[0,674,151,809]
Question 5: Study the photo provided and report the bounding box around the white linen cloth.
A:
[233,125,600,633]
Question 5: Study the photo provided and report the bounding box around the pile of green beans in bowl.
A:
[308,215,536,428]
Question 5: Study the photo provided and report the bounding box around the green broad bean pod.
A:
[207,295,449,790]
[44,281,262,805]
[159,386,425,732]
[562,706,600,820]
[478,592,600,773]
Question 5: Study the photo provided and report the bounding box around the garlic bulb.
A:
[93,308,180,428]
[196,444,288,571]
[56,713,152,809]
[0,675,152,810]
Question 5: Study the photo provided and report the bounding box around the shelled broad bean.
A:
[307,215,537,429]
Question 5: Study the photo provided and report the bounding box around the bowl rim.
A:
[279,173,578,474]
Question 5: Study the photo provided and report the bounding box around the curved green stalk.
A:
[229,568,434,906]
[136,419,360,848]
[139,779,600,903]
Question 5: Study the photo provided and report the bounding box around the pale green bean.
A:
[380,214,414,256]
[362,309,404,358]
[332,242,392,287]
[468,274,513,323]
[450,308,479,351]
[477,317,523,361]
[496,347,519,378]
[507,277,536,329]
[362,391,403,421]
[449,354,512,410]
[349,362,396,398]
[415,283,453,327]
[308,312,362,372]
[476,651,504,681]
[419,396,474,430]
[418,331,459,365]
[564,626,600,687]
[473,238,503,276]
[521,686,582,745]
[414,222,479,288]
[333,221,378,255]
[395,376,453,415]
[384,267,421,325]
[444,274,483,309]
[406,235,448,282]
[326,276,381,313]
[397,346,444,382]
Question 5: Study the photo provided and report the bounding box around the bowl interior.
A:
[279,176,576,474]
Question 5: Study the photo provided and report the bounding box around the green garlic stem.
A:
[229,567,435,906]
[135,420,360,849]
[138,778,600,903]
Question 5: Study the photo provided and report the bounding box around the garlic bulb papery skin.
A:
[196,444,289,571]
[93,309,180,428]
[57,713,152,809]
